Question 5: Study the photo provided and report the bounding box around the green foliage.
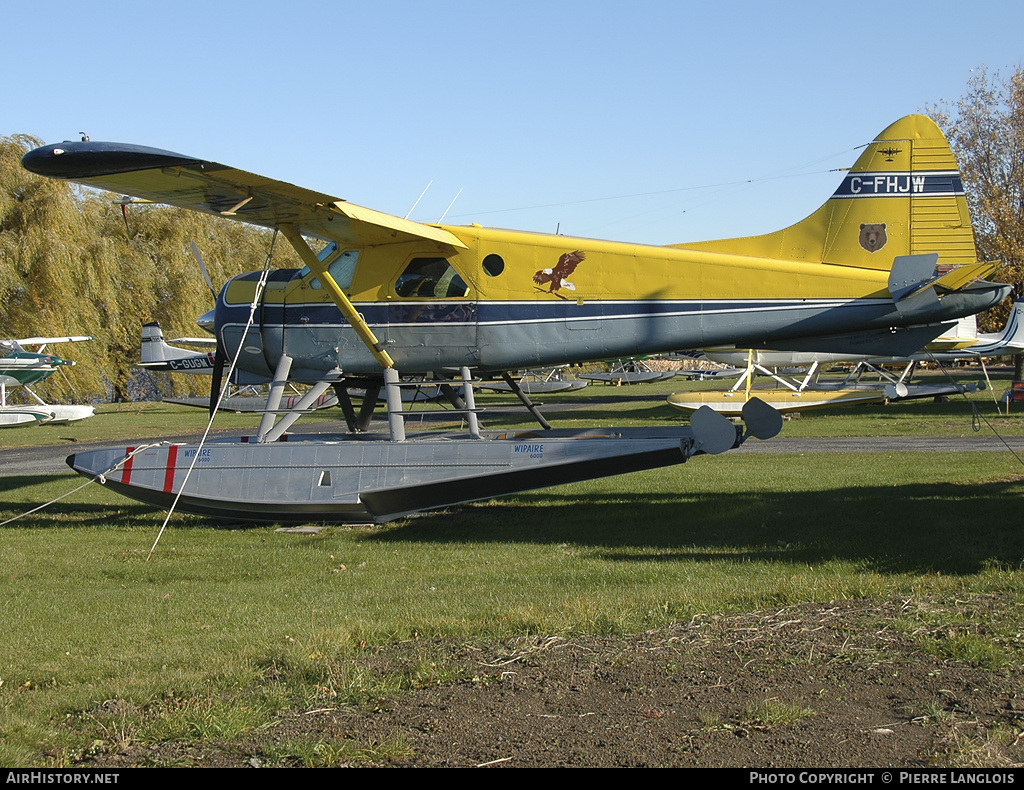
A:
[264,732,413,767]
[922,633,1010,671]
[929,67,1024,332]
[141,696,277,744]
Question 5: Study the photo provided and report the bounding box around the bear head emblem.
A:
[859,223,887,253]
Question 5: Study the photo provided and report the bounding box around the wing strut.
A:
[280,226,395,369]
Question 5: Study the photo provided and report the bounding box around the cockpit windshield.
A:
[298,242,359,290]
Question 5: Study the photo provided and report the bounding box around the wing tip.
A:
[22,141,201,180]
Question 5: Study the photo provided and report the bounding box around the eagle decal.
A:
[534,250,586,298]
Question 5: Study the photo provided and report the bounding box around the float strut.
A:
[461,366,481,439]
[257,355,293,443]
[500,372,552,431]
[384,367,406,442]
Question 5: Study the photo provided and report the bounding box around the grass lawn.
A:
[1,367,1023,766]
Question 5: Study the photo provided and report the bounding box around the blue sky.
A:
[4,0,1022,245]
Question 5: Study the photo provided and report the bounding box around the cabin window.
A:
[395,257,469,298]
[482,253,505,277]
[300,243,359,290]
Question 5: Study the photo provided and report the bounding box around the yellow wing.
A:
[21,141,466,250]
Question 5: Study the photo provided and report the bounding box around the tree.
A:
[1,134,304,403]
[929,66,1024,334]
[0,134,108,401]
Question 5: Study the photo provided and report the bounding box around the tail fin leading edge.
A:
[673,115,978,272]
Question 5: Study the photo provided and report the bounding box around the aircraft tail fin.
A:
[140,321,172,364]
[140,321,210,364]
[671,115,978,273]
[972,298,1024,354]
[139,321,221,372]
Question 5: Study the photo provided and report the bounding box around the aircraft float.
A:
[21,114,1011,523]
[479,366,590,394]
[0,336,95,427]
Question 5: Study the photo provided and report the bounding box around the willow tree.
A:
[0,134,108,401]
[1,134,302,402]
[87,200,302,399]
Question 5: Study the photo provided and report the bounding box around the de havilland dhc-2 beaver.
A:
[21,114,1011,523]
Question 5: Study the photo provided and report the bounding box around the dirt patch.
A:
[76,598,1024,768]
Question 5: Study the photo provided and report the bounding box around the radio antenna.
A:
[438,188,463,223]
[405,181,432,219]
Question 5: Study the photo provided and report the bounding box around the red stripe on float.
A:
[163,445,178,493]
[121,447,135,484]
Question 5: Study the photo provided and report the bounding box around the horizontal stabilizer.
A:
[888,254,938,301]
[888,255,1002,303]
[931,261,1002,292]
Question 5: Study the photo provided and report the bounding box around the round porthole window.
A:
[482,253,505,277]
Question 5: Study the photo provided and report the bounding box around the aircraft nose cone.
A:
[197,309,216,335]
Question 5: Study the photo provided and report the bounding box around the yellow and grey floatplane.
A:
[21,115,1010,523]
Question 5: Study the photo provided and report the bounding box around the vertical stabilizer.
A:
[140,321,172,363]
[672,115,977,272]
[972,299,1024,354]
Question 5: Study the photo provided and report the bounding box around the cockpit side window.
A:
[299,243,359,290]
[394,257,470,298]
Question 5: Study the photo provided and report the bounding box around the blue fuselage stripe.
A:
[219,298,886,328]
